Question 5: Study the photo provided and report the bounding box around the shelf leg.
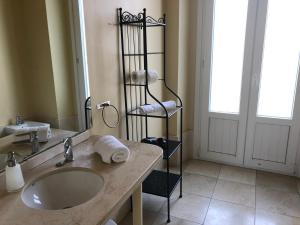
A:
[167,197,171,223]
[132,184,143,225]
[179,146,183,198]
[180,108,183,198]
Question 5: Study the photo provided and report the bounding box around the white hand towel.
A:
[131,69,158,84]
[94,135,130,164]
[138,100,177,114]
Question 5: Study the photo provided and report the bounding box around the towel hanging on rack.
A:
[131,69,158,84]
[138,100,176,114]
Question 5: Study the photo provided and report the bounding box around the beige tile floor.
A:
[120,160,300,225]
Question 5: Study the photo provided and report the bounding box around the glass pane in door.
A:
[257,0,300,119]
[209,0,248,114]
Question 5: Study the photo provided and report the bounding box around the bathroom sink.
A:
[4,121,51,141]
[21,168,104,210]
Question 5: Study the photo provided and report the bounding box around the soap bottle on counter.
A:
[5,152,25,192]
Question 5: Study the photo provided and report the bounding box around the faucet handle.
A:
[56,137,73,167]
[16,115,24,125]
[63,137,73,162]
[30,131,38,142]
[63,137,72,149]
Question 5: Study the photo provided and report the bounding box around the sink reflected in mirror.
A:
[4,121,52,142]
[22,168,104,210]
[0,0,92,171]
[0,129,77,170]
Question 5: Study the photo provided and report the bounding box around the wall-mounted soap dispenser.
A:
[5,152,24,192]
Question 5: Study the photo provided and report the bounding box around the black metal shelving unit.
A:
[118,8,183,223]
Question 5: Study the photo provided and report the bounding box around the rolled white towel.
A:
[94,135,130,164]
[138,100,177,114]
[105,219,117,225]
[131,69,158,84]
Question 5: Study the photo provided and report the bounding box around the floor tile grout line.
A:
[183,171,219,180]
[208,198,256,210]
[217,177,256,187]
[211,196,255,209]
[185,165,257,186]
[201,194,212,224]
[202,167,221,225]
[160,190,257,213]
[254,190,300,220]
[169,161,222,224]
[178,190,213,199]
[254,170,300,221]
[218,164,257,185]
[255,170,299,193]
[211,167,256,209]
[255,209,300,220]
[166,214,204,225]
[255,183,300,195]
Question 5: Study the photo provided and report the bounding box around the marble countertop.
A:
[0,135,162,225]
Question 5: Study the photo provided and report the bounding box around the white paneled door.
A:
[244,0,300,173]
[199,0,300,174]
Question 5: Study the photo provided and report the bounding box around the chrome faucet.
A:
[16,115,24,125]
[56,137,74,167]
[13,131,40,155]
[30,131,40,154]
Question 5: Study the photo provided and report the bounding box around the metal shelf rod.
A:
[124,52,164,56]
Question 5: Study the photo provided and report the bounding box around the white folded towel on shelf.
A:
[105,219,117,225]
[138,100,177,114]
[94,135,130,164]
[131,69,158,84]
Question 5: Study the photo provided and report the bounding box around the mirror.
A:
[0,0,91,171]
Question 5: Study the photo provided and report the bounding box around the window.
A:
[209,0,249,114]
[257,0,300,119]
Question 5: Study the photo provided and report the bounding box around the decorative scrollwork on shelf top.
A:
[120,11,143,23]
[158,18,165,24]
[146,16,165,25]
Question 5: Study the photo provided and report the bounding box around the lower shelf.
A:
[142,170,182,198]
[163,140,181,159]
[141,138,181,160]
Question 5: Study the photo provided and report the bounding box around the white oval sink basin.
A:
[4,121,52,141]
[21,168,104,210]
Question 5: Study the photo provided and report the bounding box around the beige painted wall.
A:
[163,0,198,161]
[164,0,180,137]
[0,0,78,130]
[84,0,164,138]
[178,0,196,132]
[164,0,197,134]
[45,0,78,130]
[0,0,58,126]
[0,1,29,125]
[21,0,59,125]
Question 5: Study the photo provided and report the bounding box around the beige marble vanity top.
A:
[0,135,163,225]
